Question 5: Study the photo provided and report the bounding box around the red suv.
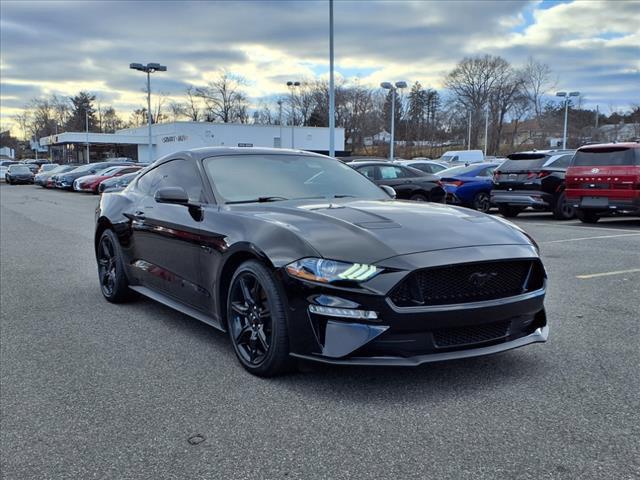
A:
[565,143,640,223]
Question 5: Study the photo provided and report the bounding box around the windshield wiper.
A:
[226,196,289,204]
[333,194,356,198]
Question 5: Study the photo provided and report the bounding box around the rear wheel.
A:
[227,260,294,377]
[498,205,523,218]
[552,192,575,220]
[577,209,600,223]
[472,192,491,213]
[96,229,135,303]
[410,193,428,202]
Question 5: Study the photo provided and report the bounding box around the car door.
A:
[129,158,209,309]
[376,165,416,198]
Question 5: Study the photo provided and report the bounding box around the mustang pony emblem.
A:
[468,271,498,288]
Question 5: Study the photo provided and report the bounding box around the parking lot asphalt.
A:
[1,184,639,480]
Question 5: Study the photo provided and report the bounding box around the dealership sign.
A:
[161,135,189,143]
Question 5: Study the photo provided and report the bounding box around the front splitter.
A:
[291,326,549,366]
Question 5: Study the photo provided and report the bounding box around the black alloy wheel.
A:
[552,192,575,220]
[97,229,134,302]
[473,192,491,213]
[227,260,293,376]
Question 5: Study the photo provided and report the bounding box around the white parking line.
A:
[542,233,640,244]
[576,268,640,279]
[523,222,640,234]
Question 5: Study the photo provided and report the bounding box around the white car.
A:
[438,150,485,164]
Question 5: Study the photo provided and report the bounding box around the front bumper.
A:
[491,190,553,209]
[282,244,548,366]
[292,326,548,366]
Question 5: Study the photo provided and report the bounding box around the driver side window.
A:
[137,159,206,202]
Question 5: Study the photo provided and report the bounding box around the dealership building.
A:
[40,122,347,163]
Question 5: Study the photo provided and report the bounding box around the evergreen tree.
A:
[66,91,97,132]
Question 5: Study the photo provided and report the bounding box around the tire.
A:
[227,260,294,377]
[552,192,575,220]
[409,193,428,202]
[498,205,523,218]
[577,209,600,223]
[96,229,135,303]
[472,192,491,213]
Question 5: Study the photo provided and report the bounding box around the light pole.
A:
[484,104,489,156]
[286,81,301,148]
[556,91,579,149]
[85,109,90,163]
[467,111,472,150]
[277,100,283,148]
[130,62,167,163]
[329,0,335,157]
[380,81,407,160]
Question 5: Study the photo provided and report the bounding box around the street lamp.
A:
[380,81,407,160]
[286,81,301,148]
[130,62,167,163]
[556,91,580,149]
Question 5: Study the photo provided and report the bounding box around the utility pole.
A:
[277,100,283,148]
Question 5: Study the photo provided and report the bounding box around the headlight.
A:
[286,258,381,283]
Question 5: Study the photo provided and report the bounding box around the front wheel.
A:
[577,209,600,223]
[96,229,135,303]
[409,193,428,202]
[227,260,294,377]
[472,192,491,213]
[498,205,523,218]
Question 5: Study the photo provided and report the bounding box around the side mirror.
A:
[380,185,396,199]
[155,186,189,205]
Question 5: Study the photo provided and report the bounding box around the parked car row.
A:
[5,158,146,194]
[347,142,639,223]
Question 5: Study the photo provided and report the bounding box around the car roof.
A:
[577,142,640,150]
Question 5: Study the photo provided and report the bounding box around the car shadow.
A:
[132,296,550,404]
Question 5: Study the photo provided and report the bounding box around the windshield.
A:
[203,154,387,203]
[98,166,122,176]
[9,165,31,173]
[440,155,454,162]
[573,147,638,166]
[40,164,58,171]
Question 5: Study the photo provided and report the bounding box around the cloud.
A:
[1,0,638,132]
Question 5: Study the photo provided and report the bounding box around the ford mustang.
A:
[95,147,548,376]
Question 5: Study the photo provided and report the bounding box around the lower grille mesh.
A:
[433,321,510,348]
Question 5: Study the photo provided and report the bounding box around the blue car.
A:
[439,162,501,213]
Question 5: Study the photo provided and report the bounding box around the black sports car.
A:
[350,161,445,202]
[95,148,548,376]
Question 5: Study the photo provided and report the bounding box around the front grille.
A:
[433,321,510,348]
[389,260,544,307]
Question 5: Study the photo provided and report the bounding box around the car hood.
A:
[228,199,534,264]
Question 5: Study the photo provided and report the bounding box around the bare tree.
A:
[521,57,556,121]
[184,86,202,121]
[168,101,186,122]
[195,71,250,123]
[444,55,512,148]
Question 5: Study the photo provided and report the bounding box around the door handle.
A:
[133,210,146,220]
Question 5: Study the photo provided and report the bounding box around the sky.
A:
[1,0,639,134]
